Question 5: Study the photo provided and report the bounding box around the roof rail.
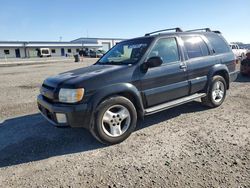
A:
[212,30,222,34]
[145,27,183,36]
[186,28,211,32]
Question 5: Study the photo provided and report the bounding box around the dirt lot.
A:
[0,60,249,188]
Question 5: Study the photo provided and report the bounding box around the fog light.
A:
[56,113,67,123]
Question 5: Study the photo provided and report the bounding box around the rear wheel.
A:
[201,75,226,107]
[91,96,137,144]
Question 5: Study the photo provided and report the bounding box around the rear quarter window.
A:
[205,34,230,54]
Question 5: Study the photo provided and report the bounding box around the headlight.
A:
[59,88,84,103]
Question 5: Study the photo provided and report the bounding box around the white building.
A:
[71,37,125,52]
[0,37,125,59]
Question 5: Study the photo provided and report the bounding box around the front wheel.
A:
[91,96,137,145]
[201,75,227,107]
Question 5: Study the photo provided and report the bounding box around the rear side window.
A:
[182,36,210,59]
[205,34,230,54]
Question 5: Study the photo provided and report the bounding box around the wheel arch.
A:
[206,64,230,93]
[89,83,144,123]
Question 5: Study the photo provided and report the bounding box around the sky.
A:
[0,0,249,43]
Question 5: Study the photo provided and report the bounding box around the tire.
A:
[91,96,137,145]
[201,75,227,107]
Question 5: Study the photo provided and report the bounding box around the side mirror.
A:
[145,56,163,68]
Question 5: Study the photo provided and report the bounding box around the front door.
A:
[15,49,21,58]
[140,37,189,107]
[61,48,65,56]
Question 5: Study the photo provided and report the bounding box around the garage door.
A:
[102,42,111,52]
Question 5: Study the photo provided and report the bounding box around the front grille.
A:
[40,84,56,102]
[42,84,54,91]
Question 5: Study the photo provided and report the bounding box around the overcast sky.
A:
[0,0,249,43]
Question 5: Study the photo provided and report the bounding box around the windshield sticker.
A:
[128,44,148,49]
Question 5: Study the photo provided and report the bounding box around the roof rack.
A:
[186,28,212,32]
[212,30,222,34]
[145,27,183,36]
[186,28,222,34]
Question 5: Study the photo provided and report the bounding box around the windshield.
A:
[97,38,153,65]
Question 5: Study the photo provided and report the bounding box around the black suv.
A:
[38,28,238,144]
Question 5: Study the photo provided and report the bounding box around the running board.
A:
[145,93,206,115]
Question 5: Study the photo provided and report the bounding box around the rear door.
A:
[181,35,215,94]
[139,37,189,107]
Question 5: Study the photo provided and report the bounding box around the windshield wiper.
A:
[98,61,124,65]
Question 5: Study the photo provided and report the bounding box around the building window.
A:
[67,49,72,53]
[51,49,56,53]
[4,50,10,55]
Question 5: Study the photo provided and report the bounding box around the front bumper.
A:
[37,95,92,129]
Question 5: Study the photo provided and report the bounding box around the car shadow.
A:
[0,101,208,168]
[234,73,250,83]
[0,114,105,168]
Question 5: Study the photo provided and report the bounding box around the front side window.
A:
[98,38,153,65]
[147,38,180,64]
[182,36,210,59]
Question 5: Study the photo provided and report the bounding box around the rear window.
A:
[182,36,210,59]
[205,34,230,54]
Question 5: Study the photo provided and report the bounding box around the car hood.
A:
[43,64,132,89]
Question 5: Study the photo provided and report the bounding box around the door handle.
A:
[180,64,187,69]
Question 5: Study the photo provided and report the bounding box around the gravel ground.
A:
[0,60,249,188]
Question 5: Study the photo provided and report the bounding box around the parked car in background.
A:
[89,50,105,58]
[83,49,90,57]
[229,43,247,59]
[240,51,250,76]
[38,27,238,144]
[37,48,51,57]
